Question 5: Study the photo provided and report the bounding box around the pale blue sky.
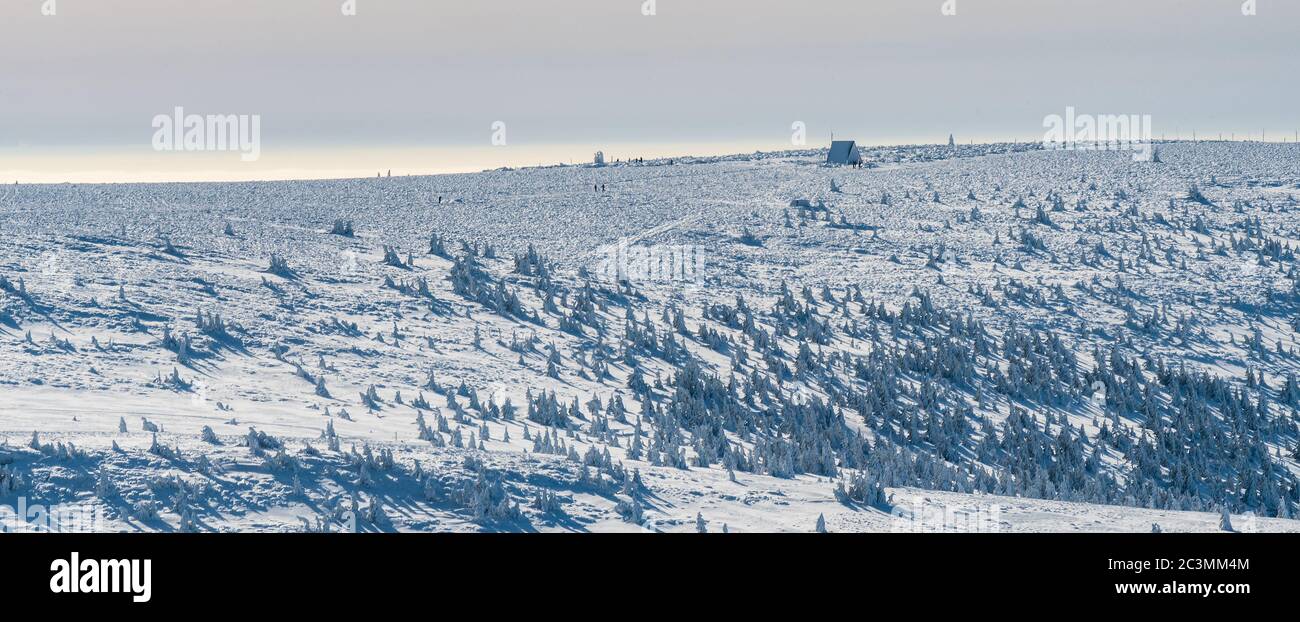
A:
[2,0,1296,181]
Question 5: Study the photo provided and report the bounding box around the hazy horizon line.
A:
[4,135,1297,187]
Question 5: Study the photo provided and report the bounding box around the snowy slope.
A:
[2,142,1299,532]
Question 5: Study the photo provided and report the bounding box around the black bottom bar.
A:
[2,533,1286,611]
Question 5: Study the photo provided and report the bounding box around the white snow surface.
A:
[2,141,1299,532]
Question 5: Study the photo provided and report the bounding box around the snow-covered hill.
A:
[2,141,1299,532]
